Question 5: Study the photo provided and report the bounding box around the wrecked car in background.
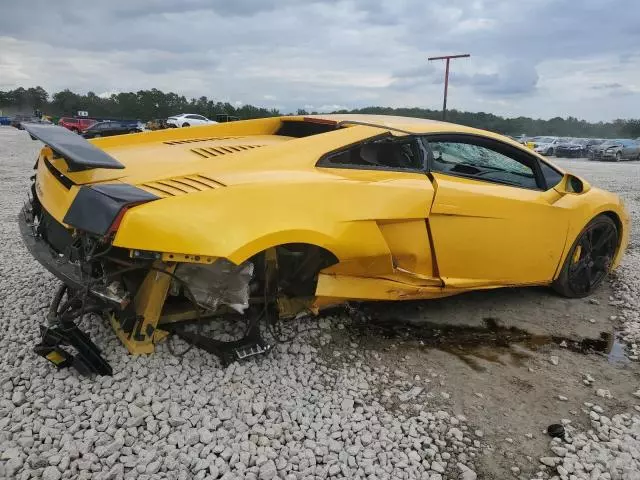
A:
[590,139,640,161]
[19,114,629,375]
[554,138,604,158]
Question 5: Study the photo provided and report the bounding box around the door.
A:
[316,134,438,282]
[622,141,639,159]
[423,134,571,288]
[101,123,117,137]
[187,114,206,125]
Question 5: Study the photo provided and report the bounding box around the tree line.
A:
[1,86,639,138]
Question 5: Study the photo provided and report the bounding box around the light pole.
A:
[428,54,470,121]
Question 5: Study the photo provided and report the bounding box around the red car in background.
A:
[58,117,97,133]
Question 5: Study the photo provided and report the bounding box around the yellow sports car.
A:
[20,115,629,374]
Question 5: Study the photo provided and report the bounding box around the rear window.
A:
[276,120,338,138]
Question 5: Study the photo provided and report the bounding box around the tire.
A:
[182,122,190,127]
[552,215,618,298]
[615,152,621,162]
[547,148,554,156]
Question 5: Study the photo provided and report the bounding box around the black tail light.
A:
[63,184,158,236]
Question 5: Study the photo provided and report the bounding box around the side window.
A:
[319,137,424,171]
[539,161,563,188]
[428,139,539,189]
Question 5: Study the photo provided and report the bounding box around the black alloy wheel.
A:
[553,215,618,298]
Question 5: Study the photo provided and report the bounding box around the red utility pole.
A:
[428,54,470,121]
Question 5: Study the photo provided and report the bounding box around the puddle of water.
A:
[607,333,629,365]
[346,312,630,372]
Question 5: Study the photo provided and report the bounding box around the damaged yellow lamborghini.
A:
[20,114,629,374]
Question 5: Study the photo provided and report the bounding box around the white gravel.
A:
[0,128,477,480]
[536,157,640,480]
[1,129,640,480]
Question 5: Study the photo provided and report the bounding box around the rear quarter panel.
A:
[113,170,435,276]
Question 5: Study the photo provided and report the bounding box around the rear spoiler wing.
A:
[25,124,125,172]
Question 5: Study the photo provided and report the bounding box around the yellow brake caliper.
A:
[572,245,582,265]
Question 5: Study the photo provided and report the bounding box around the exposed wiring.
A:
[47,262,149,332]
[47,245,324,362]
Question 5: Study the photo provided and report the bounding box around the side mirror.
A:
[555,173,591,195]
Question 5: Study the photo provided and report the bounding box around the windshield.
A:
[537,137,555,143]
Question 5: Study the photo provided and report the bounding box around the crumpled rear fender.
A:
[112,177,431,274]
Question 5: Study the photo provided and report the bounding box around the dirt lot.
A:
[327,154,640,478]
[1,127,639,480]
[329,155,640,478]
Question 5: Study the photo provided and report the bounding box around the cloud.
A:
[591,83,624,90]
[1,0,639,120]
[452,61,539,95]
[390,64,438,91]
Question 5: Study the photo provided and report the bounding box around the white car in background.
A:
[166,113,217,128]
[533,136,562,156]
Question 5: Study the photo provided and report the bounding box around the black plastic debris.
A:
[547,423,565,439]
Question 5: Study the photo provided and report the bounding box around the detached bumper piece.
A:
[34,324,113,376]
[165,312,272,367]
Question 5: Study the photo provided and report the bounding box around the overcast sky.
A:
[1,0,638,121]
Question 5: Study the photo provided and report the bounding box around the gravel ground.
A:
[0,127,639,480]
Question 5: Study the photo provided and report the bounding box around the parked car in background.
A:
[555,138,591,158]
[118,119,145,130]
[167,113,217,128]
[584,139,605,154]
[82,121,143,138]
[216,114,240,123]
[533,136,562,156]
[554,138,578,157]
[58,117,97,133]
[590,139,640,161]
[10,114,40,130]
[146,118,169,130]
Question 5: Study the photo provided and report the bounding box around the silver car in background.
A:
[590,139,640,161]
[533,136,562,156]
